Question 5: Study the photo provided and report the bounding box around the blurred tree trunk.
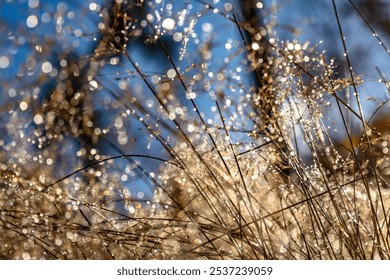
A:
[240,0,291,176]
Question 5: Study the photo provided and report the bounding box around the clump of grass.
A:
[0,0,389,259]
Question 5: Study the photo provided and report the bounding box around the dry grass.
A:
[0,0,389,259]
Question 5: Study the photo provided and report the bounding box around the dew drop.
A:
[166,69,176,79]
[22,252,31,260]
[89,80,98,90]
[33,114,43,125]
[162,18,175,31]
[0,56,10,69]
[193,238,203,245]
[28,0,39,8]
[41,61,52,73]
[137,191,144,199]
[55,239,62,246]
[224,3,233,11]
[251,42,260,50]
[117,134,128,145]
[19,101,28,111]
[26,15,38,28]
[89,2,97,11]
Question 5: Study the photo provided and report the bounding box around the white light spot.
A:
[110,57,119,65]
[34,114,43,125]
[28,0,39,8]
[173,32,183,42]
[162,18,175,31]
[137,192,144,199]
[128,206,135,214]
[8,88,16,97]
[67,11,75,19]
[119,80,127,90]
[166,69,176,79]
[89,80,98,90]
[20,101,28,111]
[60,59,67,67]
[186,91,196,99]
[224,3,233,11]
[0,56,10,69]
[22,252,31,260]
[117,134,128,145]
[251,42,260,50]
[187,124,195,133]
[26,15,38,28]
[202,22,213,32]
[41,61,52,73]
[89,3,97,11]
[74,29,82,37]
